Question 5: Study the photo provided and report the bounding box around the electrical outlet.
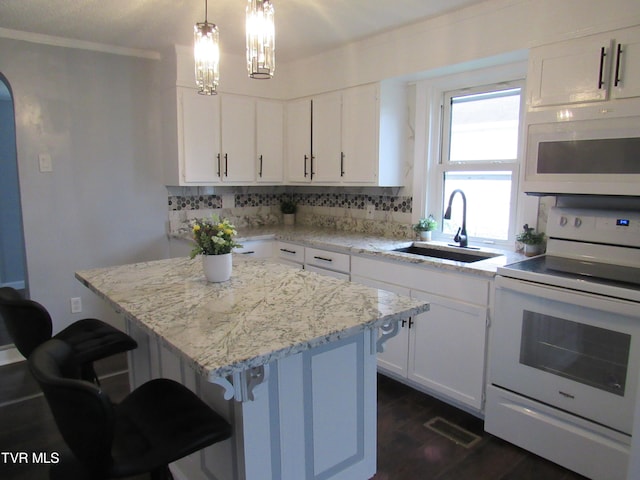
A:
[70,297,82,314]
[38,153,53,172]
[366,204,375,219]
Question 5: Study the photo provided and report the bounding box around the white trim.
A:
[0,27,161,60]
[0,347,25,367]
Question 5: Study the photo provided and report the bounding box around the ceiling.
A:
[0,0,486,62]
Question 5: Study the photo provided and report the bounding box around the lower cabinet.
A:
[352,255,490,414]
[407,290,487,411]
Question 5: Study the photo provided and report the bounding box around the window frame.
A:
[419,75,527,247]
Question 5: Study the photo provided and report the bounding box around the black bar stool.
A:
[0,286,137,384]
[29,339,232,480]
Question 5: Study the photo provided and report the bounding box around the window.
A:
[430,82,524,245]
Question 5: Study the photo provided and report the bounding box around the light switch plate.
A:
[38,153,53,172]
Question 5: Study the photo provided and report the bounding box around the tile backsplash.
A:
[167,189,414,238]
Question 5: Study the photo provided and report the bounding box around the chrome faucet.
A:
[443,189,468,248]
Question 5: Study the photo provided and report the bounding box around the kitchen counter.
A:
[76,255,429,480]
[75,255,428,379]
[173,224,526,277]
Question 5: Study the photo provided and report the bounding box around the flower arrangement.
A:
[280,199,297,214]
[189,215,242,258]
[516,224,545,245]
[413,215,438,232]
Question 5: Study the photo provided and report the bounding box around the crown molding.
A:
[0,27,161,60]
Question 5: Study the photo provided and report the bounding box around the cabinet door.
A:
[351,275,410,377]
[611,26,640,100]
[286,99,311,182]
[408,290,488,411]
[220,94,256,183]
[528,34,612,107]
[312,92,342,183]
[179,87,221,184]
[256,100,284,183]
[342,84,378,184]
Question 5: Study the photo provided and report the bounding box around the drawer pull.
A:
[240,251,255,255]
[280,248,297,255]
[314,256,333,262]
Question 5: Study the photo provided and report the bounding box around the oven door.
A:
[490,275,640,435]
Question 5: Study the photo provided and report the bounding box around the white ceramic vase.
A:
[419,231,432,241]
[202,253,232,282]
[523,243,542,257]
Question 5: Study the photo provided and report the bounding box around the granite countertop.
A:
[174,225,527,277]
[76,255,429,381]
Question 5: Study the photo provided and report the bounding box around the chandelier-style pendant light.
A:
[194,0,220,95]
[246,0,275,79]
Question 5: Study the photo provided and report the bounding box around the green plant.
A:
[413,215,438,232]
[280,199,297,214]
[189,215,242,258]
[516,224,545,245]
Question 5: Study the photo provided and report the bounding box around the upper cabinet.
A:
[164,87,283,186]
[285,82,406,186]
[256,99,284,183]
[219,94,256,183]
[527,25,640,108]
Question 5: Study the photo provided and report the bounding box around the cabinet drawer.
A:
[234,240,273,259]
[305,247,350,273]
[351,255,489,305]
[276,241,305,264]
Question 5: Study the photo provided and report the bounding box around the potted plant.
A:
[281,199,297,226]
[413,215,438,241]
[516,224,545,257]
[190,215,242,282]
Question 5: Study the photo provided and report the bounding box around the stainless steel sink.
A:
[392,245,501,263]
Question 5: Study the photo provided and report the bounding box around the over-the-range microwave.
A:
[523,114,640,196]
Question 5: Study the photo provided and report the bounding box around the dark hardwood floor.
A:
[0,359,587,480]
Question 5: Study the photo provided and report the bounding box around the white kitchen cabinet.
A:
[351,255,490,414]
[275,241,305,267]
[408,290,487,411]
[256,99,284,183]
[528,25,640,108]
[164,87,221,185]
[311,91,343,183]
[285,93,341,184]
[234,240,274,259]
[341,84,378,184]
[285,82,406,186]
[304,246,350,279]
[611,26,640,100]
[286,99,312,183]
[220,94,256,183]
[165,89,283,186]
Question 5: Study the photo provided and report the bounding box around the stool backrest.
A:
[29,339,115,472]
[0,287,53,358]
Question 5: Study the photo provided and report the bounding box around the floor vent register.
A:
[424,417,481,449]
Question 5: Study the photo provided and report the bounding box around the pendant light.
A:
[246,0,275,79]
[194,0,220,95]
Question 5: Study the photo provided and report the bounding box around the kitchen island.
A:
[76,255,429,480]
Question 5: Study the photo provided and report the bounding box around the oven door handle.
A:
[495,275,638,317]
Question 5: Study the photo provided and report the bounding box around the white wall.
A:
[283,0,640,97]
[0,39,168,332]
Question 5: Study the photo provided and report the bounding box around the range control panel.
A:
[547,207,640,247]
